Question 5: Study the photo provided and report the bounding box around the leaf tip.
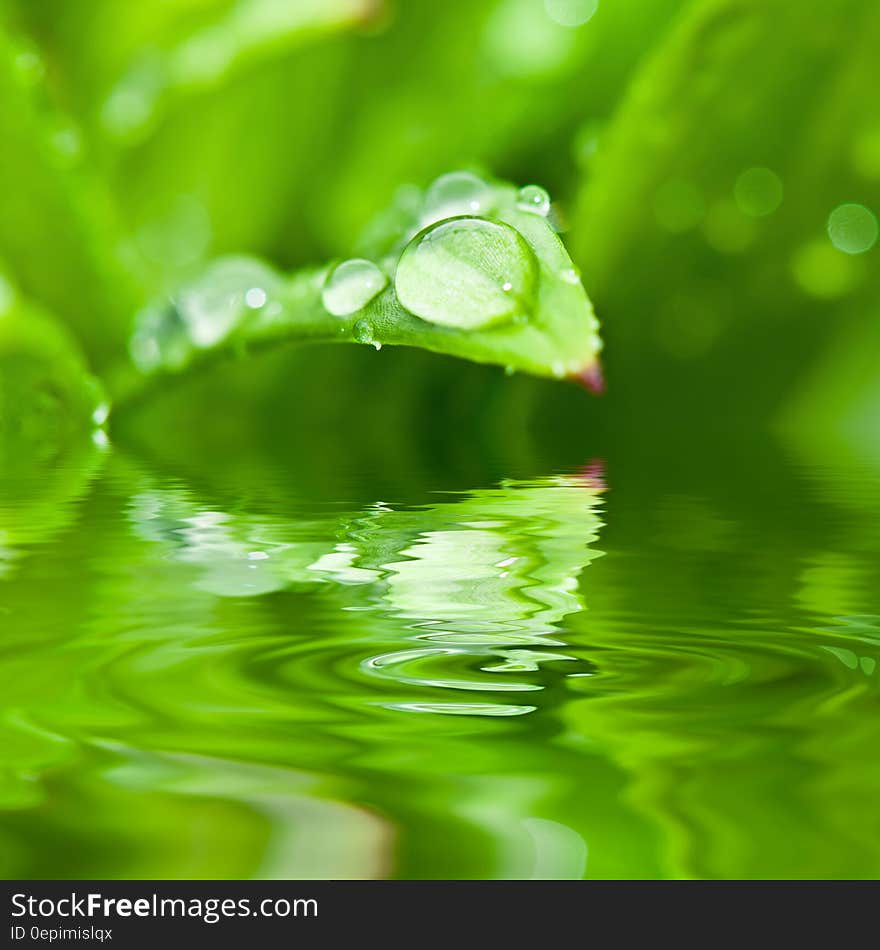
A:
[568,359,605,395]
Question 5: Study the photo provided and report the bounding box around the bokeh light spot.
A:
[827,203,878,255]
[734,167,783,217]
[792,240,861,298]
[703,199,756,254]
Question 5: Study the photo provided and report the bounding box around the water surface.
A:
[1,418,879,879]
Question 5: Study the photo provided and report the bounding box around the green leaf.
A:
[0,26,137,369]
[124,172,603,396]
[0,274,105,463]
[99,0,376,145]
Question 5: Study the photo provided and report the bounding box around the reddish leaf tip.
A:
[569,360,605,395]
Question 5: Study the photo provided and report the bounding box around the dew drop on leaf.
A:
[176,258,278,348]
[395,217,538,330]
[322,259,388,316]
[516,185,551,216]
[422,171,493,224]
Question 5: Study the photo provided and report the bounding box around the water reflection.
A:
[125,471,605,716]
[1,440,880,879]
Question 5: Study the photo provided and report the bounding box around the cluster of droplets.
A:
[320,174,558,337]
[131,257,278,371]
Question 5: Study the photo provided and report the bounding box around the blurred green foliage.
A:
[0,0,877,448]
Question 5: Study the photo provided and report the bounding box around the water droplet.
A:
[372,341,382,351]
[177,258,278,347]
[395,217,537,330]
[504,365,515,376]
[544,0,599,28]
[502,281,514,292]
[734,167,783,217]
[353,319,376,344]
[321,259,388,317]
[552,362,565,378]
[422,171,493,224]
[561,266,580,284]
[827,203,879,255]
[244,287,267,309]
[516,184,551,216]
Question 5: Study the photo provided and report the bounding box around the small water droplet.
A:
[322,259,388,317]
[244,287,267,309]
[395,217,537,329]
[422,171,493,224]
[354,319,376,344]
[516,184,551,216]
[373,341,382,351]
[552,361,565,378]
[504,365,515,376]
[561,266,580,284]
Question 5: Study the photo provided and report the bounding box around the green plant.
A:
[127,172,602,398]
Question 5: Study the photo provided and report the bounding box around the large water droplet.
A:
[321,259,388,317]
[422,171,493,224]
[516,185,551,216]
[395,217,537,330]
